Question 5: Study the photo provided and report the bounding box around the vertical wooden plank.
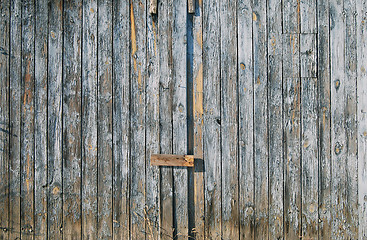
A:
[283,34,301,239]
[344,0,358,238]
[112,0,130,238]
[268,0,283,238]
[220,0,239,239]
[47,0,63,238]
[300,34,317,78]
[300,0,316,33]
[130,0,146,238]
[63,0,82,239]
[20,1,35,238]
[159,0,174,238]
[146,5,160,240]
[252,0,268,238]
[97,0,113,238]
[317,0,331,238]
[9,0,22,238]
[357,0,367,238]
[301,74,318,239]
[82,0,98,238]
[172,0,188,238]
[203,0,221,237]
[34,0,48,238]
[330,0,347,238]
[238,0,254,239]
[0,0,10,238]
[191,0,205,238]
[283,0,300,33]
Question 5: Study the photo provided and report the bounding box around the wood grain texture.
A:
[357,0,367,238]
[146,6,160,240]
[158,0,174,238]
[82,1,98,238]
[112,0,130,238]
[238,0,254,239]
[63,0,82,239]
[268,0,283,239]
[203,0,221,238]
[21,1,35,238]
[0,0,10,239]
[9,0,22,238]
[252,0,268,238]
[34,0,48,238]
[129,0,146,238]
[97,0,113,238]
[300,0,316,33]
[151,155,194,167]
[317,0,332,238]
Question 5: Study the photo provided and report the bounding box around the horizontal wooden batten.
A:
[151,154,195,167]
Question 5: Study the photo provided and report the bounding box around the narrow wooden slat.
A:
[357,0,367,238]
[203,0,221,237]
[97,0,113,238]
[20,1,35,238]
[34,0,48,238]
[172,0,188,238]
[188,0,195,14]
[112,0,130,238]
[301,77,318,238]
[283,34,301,239]
[0,0,10,238]
[149,0,157,14]
[9,0,22,238]
[300,34,317,78]
[283,0,300,33]
[344,0,358,237]
[146,8,160,239]
[191,0,205,238]
[159,0,174,238]
[268,0,283,238]
[82,1,98,238]
[151,155,194,167]
[220,0,239,239]
[238,0,254,239]
[130,0,146,238]
[317,0,331,238]
[330,0,347,238]
[63,0,82,239]
[47,0,63,238]
[300,0,316,33]
[252,0,268,238]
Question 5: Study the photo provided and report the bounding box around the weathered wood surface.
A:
[0,1,365,239]
[151,154,194,167]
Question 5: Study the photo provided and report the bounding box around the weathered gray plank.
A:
[317,1,331,239]
[0,0,10,238]
[158,0,174,238]
[20,1,35,238]
[301,77,318,238]
[146,8,160,239]
[130,0,146,238]
[252,0,268,238]
[220,0,239,239]
[63,0,82,239]
[344,0,358,237]
[82,1,98,238]
[268,0,283,238]
[357,0,367,238]
[191,0,205,238]
[9,0,22,238]
[34,0,48,238]
[330,0,347,238]
[238,0,254,239]
[112,0,130,238]
[300,34,317,78]
[300,0,316,33]
[97,0,113,238]
[283,0,300,33]
[203,0,221,237]
[47,1,63,238]
[172,0,188,238]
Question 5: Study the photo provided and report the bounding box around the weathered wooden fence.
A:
[0,0,367,239]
